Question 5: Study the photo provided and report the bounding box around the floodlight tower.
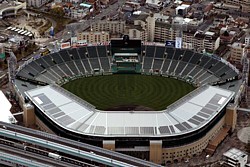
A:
[171,17,187,49]
[8,52,17,91]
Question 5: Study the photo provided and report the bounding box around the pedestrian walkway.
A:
[205,126,230,155]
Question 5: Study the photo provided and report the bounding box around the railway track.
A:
[0,121,161,167]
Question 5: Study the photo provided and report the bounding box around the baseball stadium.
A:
[13,36,244,164]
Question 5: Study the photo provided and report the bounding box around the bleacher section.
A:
[16,45,239,86]
[140,46,238,85]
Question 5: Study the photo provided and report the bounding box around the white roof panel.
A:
[172,102,202,121]
[25,85,235,137]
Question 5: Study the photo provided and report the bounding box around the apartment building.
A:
[91,21,126,34]
[128,25,147,41]
[154,18,176,43]
[127,13,149,41]
[203,32,220,53]
[223,0,250,12]
[230,42,246,64]
[77,31,110,43]
[152,16,219,52]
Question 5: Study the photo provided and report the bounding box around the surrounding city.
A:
[0,0,250,166]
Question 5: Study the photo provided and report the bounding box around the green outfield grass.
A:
[62,74,195,111]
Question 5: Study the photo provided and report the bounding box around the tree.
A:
[50,7,65,17]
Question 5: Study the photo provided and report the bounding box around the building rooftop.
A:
[232,42,245,48]
[25,85,234,137]
[0,90,17,124]
[223,148,248,161]
[0,1,24,11]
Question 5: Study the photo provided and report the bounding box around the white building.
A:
[146,0,162,10]
[176,4,190,16]
[223,148,248,167]
[245,35,250,46]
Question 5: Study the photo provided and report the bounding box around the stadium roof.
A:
[25,85,235,137]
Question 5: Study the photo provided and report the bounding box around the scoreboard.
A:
[111,36,142,73]
[111,35,141,55]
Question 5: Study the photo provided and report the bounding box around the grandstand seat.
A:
[97,46,108,57]
[145,45,156,57]
[74,60,86,74]
[87,46,98,58]
[82,59,92,72]
[59,50,71,62]
[89,58,101,69]
[29,61,44,73]
[50,53,64,64]
[15,45,239,88]
[67,48,81,60]
[175,61,187,75]
[181,50,194,62]
[77,47,88,59]
[41,56,55,67]
[99,57,110,72]
[152,58,164,70]
[143,57,153,73]
[168,60,178,75]
[58,63,73,76]
[181,64,196,77]
[161,59,171,73]
[50,65,66,78]
[155,46,165,58]
[165,47,175,59]
[65,61,80,75]
[35,58,50,69]
[173,49,185,60]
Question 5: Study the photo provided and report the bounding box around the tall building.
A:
[91,21,125,35]
[146,13,155,42]
[128,26,147,41]
[77,31,110,43]
[154,17,176,43]
[230,42,246,64]
[127,13,149,41]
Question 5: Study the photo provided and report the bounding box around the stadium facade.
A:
[13,39,244,164]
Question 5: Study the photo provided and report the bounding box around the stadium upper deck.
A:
[25,84,234,138]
